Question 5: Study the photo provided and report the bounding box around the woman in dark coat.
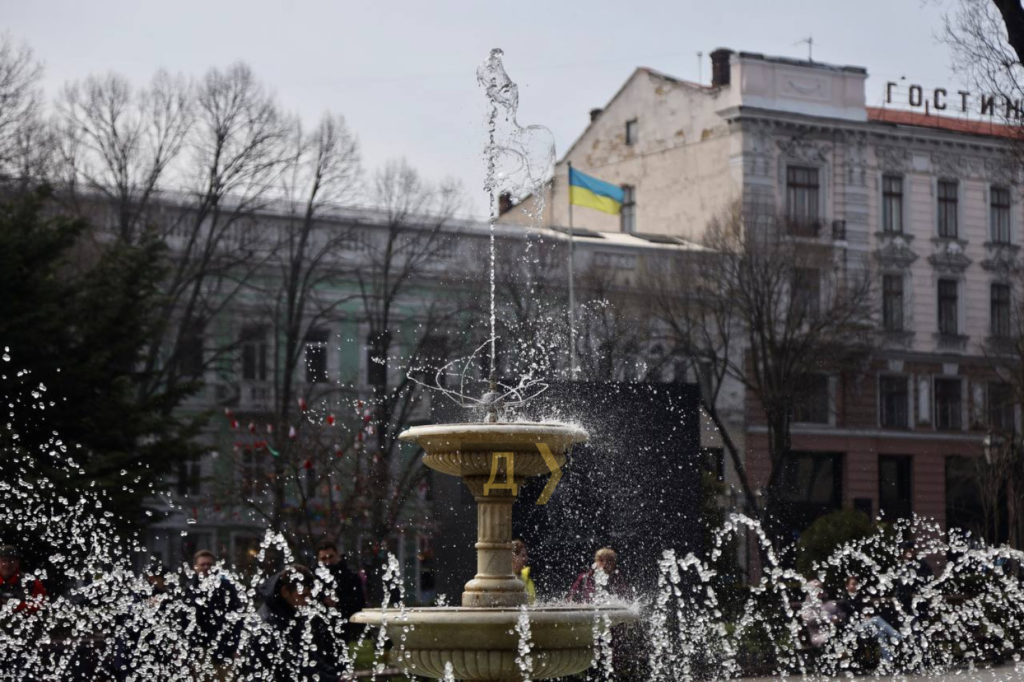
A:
[247,564,345,682]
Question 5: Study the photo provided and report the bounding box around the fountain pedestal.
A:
[351,422,638,681]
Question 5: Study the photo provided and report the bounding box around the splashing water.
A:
[476,47,555,391]
[6,358,1024,682]
[515,604,535,681]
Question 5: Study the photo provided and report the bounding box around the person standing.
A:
[511,539,535,605]
[896,540,934,622]
[183,549,242,681]
[315,540,365,642]
[249,564,344,681]
[837,574,902,668]
[568,547,630,603]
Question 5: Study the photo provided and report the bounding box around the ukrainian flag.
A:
[569,167,624,215]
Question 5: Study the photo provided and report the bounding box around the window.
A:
[792,267,821,317]
[620,185,636,233]
[946,456,986,540]
[786,166,820,234]
[988,382,1015,431]
[991,186,1011,244]
[879,376,909,428]
[879,455,912,520]
[882,174,903,234]
[792,374,829,423]
[625,118,638,146]
[176,452,201,497]
[937,179,959,238]
[304,328,329,383]
[240,449,265,497]
[779,451,843,531]
[241,326,269,381]
[178,321,205,378]
[934,377,963,430]
[991,283,1012,338]
[938,279,959,336]
[882,274,904,332]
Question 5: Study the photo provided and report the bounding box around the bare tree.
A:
[55,70,192,241]
[134,63,290,411]
[486,233,658,386]
[213,112,366,550]
[977,286,1024,549]
[358,158,465,556]
[52,62,291,416]
[0,35,50,185]
[945,0,1024,97]
[648,204,874,540]
[946,0,1024,549]
[574,261,661,382]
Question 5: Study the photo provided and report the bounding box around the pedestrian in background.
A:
[249,564,344,681]
[511,539,535,604]
[568,547,630,603]
[183,549,242,681]
[315,540,366,642]
[0,545,45,614]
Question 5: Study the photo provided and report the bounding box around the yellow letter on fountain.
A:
[535,443,562,505]
[483,452,518,495]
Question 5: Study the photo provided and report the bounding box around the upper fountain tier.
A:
[400,422,587,480]
[399,421,587,608]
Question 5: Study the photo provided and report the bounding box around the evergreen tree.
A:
[0,186,203,533]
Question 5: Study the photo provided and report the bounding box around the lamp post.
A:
[982,430,1002,466]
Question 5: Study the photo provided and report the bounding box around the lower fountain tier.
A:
[351,604,638,681]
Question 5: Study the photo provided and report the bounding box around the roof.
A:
[867,106,1022,140]
[736,50,866,75]
[561,66,710,162]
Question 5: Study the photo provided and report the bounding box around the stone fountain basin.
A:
[399,422,587,477]
[352,604,638,680]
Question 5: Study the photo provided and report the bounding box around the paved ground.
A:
[739,663,1024,681]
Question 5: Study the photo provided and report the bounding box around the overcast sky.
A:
[5,0,969,217]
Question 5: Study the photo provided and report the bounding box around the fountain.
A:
[7,45,1024,682]
[352,417,638,680]
[351,49,639,680]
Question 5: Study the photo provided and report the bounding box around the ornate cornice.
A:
[875,145,911,172]
[776,137,830,164]
[930,151,968,178]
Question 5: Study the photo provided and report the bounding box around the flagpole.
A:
[567,161,577,377]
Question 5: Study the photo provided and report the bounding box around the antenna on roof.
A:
[794,36,813,62]
[697,51,703,84]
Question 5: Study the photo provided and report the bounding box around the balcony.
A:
[928,238,971,275]
[785,217,821,238]
[784,217,848,242]
[873,232,917,269]
[981,241,1021,276]
[934,333,969,353]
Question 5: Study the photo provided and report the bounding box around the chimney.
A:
[498,192,513,215]
[710,48,733,87]
[589,107,603,122]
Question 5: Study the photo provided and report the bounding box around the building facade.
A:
[504,48,1023,540]
[133,197,700,594]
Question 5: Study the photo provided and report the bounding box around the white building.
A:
[503,47,1023,540]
